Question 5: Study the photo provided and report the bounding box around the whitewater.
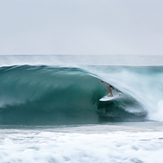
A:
[0,55,163,163]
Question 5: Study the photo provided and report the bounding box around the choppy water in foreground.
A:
[0,122,163,163]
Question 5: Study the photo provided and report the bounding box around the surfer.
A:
[101,80,119,97]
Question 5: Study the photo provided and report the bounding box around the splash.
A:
[85,66,163,122]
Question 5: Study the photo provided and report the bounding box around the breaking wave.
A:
[1,65,162,125]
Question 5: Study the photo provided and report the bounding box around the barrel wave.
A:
[0,65,147,125]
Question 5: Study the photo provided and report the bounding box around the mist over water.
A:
[1,54,163,66]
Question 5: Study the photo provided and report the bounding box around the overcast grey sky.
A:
[0,0,163,55]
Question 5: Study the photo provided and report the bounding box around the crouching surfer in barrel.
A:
[100,80,120,97]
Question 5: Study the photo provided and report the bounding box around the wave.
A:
[1,65,162,125]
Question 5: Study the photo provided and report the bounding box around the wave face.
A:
[1,65,162,125]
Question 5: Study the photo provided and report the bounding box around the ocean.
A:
[0,55,163,163]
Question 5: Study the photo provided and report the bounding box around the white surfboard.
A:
[99,93,120,101]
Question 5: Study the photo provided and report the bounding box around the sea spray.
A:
[84,66,163,122]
